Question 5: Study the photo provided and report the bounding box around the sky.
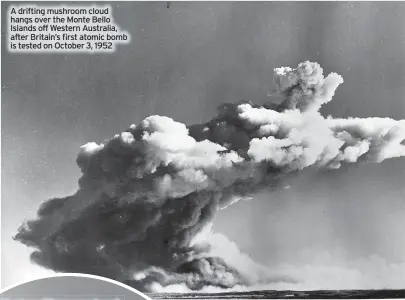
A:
[2,1,405,290]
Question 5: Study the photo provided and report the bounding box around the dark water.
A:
[149,289,405,299]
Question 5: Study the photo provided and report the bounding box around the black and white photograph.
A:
[2,1,405,299]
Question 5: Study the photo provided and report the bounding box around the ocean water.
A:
[149,289,405,299]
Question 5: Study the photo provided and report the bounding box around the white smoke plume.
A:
[14,61,405,292]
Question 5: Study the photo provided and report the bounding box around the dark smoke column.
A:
[15,62,405,292]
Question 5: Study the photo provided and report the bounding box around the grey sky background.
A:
[0,276,148,300]
[1,1,405,289]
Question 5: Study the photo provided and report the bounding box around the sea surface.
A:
[149,289,405,299]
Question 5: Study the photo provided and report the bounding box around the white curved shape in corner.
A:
[0,273,154,300]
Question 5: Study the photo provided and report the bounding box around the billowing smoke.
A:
[14,61,405,292]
